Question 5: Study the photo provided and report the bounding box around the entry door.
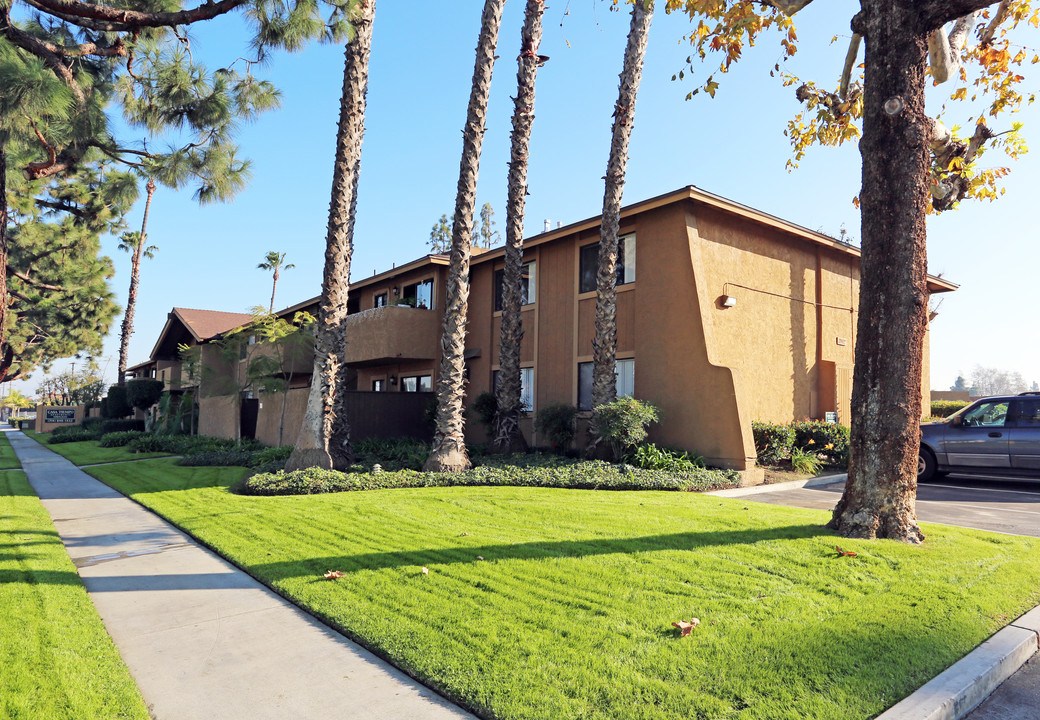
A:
[240,398,260,440]
[1010,398,1040,470]
[943,399,1011,468]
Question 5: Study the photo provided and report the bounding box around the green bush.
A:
[237,455,741,496]
[81,417,105,431]
[751,421,795,465]
[471,391,498,434]
[250,445,293,467]
[126,379,164,411]
[104,385,131,419]
[180,450,257,467]
[353,437,429,471]
[592,397,659,462]
[127,434,255,455]
[101,419,145,434]
[99,431,147,447]
[791,420,850,467]
[931,400,970,418]
[47,426,102,443]
[790,446,822,474]
[535,403,578,453]
[626,442,703,472]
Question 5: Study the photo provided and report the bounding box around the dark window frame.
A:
[493,261,536,312]
[374,292,388,308]
[578,234,635,294]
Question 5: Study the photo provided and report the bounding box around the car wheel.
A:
[917,448,938,482]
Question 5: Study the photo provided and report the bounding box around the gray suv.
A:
[918,392,1040,481]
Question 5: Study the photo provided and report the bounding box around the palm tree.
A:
[424,0,506,473]
[116,178,159,386]
[284,0,376,472]
[590,0,654,433]
[491,0,547,455]
[257,251,295,313]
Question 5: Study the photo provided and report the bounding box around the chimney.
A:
[556,221,562,229]
[543,219,551,232]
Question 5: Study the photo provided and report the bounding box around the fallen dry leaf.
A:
[459,532,471,536]
[323,570,344,580]
[476,556,484,561]
[672,618,700,637]
[421,567,430,575]
[835,545,858,558]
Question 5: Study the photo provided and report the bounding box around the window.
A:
[494,262,536,311]
[578,234,636,294]
[402,375,432,392]
[492,367,534,412]
[961,400,1009,427]
[372,379,385,392]
[1015,399,1040,427]
[577,359,634,411]
[402,279,434,309]
[374,292,387,308]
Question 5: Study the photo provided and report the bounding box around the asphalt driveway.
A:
[734,474,1040,537]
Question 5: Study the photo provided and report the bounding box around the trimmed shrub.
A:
[353,437,429,471]
[535,404,578,453]
[104,385,131,419]
[81,417,104,431]
[126,379,164,410]
[237,456,741,497]
[99,431,147,447]
[752,421,795,465]
[471,391,498,434]
[250,445,293,467]
[180,450,257,467]
[48,426,102,443]
[791,420,850,467]
[101,419,145,434]
[592,397,659,462]
[931,400,970,418]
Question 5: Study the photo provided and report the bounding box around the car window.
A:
[961,400,1010,427]
[1014,399,1040,427]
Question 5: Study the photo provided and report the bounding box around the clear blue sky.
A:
[18,0,1039,395]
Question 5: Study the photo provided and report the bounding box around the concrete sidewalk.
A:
[7,428,473,720]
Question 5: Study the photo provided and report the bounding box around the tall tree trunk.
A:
[828,0,931,543]
[424,0,506,472]
[285,0,375,472]
[117,177,155,386]
[0,144,8,384]
[491,0,546,455]
[590,0,653,423]
[269,266,279,313]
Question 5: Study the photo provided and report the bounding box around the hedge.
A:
[931,400,971,418]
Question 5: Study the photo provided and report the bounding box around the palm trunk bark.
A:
[828,0,931,542]
[590,0,653,423]
[269,267,279,313]
[491,0,546,455]
[424,0,506,472]
[0,144,8,383]
[117,178,155,386]
[285,0,375,472]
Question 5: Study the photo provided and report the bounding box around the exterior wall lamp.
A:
[721,295,737,308]
[389,375,397,386]
[392,286,399,297]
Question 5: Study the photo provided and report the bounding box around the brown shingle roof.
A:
[171,307,255,342]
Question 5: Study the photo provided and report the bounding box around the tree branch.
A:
[919,0,1004,34]
[34,199,88,218]
[19,0,249,30]
[840,33,862,99]
[980,0,1011,45]
[928,12,977,84]
[760,0,815,14]
[1,19,85,104]
[9,269,66,292]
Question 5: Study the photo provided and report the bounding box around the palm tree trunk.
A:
[117,178,155,386]
[491,0,546,455]
[424,0,506,473]
[285,0,375,472]
[269,267,278,313]
[591,0,654,423]
[0,143,9,383]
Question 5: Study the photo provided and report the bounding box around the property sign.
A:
[45,408,76,424]
[824,412,838,425]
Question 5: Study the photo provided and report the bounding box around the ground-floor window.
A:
[492,367,534,412]
[577,358,634,411]
[372,379,384,391]
[402,374,432,392]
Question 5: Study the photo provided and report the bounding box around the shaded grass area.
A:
[87,458,1040,720]
[21,432,171,466]
[0,471,150,719]
[0,431,21,470]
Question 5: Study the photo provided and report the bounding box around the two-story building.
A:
[127,185,956,473]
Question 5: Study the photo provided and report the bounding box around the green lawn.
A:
[23,433,170,466]
[86,458,1040,720]
[0,431,21,469]
[0,471,150,719]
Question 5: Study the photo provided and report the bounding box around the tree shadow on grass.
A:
[0,568,84,586]
[251,523,836,582]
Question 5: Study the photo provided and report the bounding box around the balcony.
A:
[343,306,441,366]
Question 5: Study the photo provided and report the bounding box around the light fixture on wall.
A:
[392,286,399,297]
[721,295,737,308]
[389,375,397,386]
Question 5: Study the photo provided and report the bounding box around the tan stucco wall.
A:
[254,388,308,447]
[343,306,441,365]
[199,396,237,440]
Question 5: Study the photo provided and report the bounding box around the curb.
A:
[706,473,846,497]
[877,606,1040,720]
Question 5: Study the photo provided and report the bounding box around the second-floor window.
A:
[374,292,387,308]
[402,279,434,309]
[579,234,636,294]
[494,262,536,311]
[402,375,432,392]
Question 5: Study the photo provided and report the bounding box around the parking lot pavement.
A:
[735,475,1040,538]
[963,654,1040,720]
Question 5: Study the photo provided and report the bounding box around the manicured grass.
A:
[0,431,21,469]
[0,471,150,719]
[23,433,171,466]
[88,458,1040,720]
